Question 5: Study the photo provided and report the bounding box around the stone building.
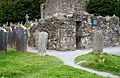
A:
[41,0,87,18]
[28,0,120,51]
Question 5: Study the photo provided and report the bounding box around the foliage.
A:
[0,0,119,22]
[0,0,45,23]
[0,50,106,78]
[115,0,120,18]
[87,0,119,18]
[75,52,120,76]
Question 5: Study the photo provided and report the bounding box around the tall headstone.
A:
[0,27,7,53]
[33,30,39,49]
[15,27,28,52]
[37,31,48,56]
[7,26,16,49]
[93,30,104,53]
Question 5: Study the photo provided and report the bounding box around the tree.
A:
[0,0,45,23]
[115,0,120,18]
[87,0,118,17]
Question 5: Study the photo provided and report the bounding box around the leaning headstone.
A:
[0,27,7,53]
[93,30,104,53]
[37,31,48,56]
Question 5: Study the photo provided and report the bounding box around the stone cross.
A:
[41,4,44,19]
[10,22,13,27]
[92,30,104,53]
[6,22,9,26]
[37,31,48,56]
[25,14,29,24]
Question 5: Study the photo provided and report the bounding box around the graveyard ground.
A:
[0,50,106,78]
[75,52,120,76]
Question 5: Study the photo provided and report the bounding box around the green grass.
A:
[0,50,106,78]
[75,52,120,76]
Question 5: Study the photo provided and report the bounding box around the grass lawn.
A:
[75,52,120,76]
[0,50,106,78]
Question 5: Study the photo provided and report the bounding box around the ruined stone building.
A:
[29,0,120,51]
[41,0,87,18]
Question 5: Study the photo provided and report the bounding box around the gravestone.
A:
[37,31,48,56]
[0,27,7,53]
[15,27,28,52]
[7,26,17,49]
[93,30,104,53]
[33,30,39,49]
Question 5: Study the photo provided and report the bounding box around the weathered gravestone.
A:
[33,30,39,49]
[93,30,104,53]
[0,27,7,53]
[7,26,17,49]
[15,27,28,52]
[37,31,48,56]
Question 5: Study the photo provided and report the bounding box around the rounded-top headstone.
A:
[37,31,48,56]
[93,30,104,53]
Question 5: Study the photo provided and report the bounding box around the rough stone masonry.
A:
[28,0,120,51]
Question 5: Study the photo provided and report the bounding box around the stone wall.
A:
[29,14,76,50]
[28,14,120,50]
[28,0,120,51]
[76,14,120,49]
[42,0,86,18]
